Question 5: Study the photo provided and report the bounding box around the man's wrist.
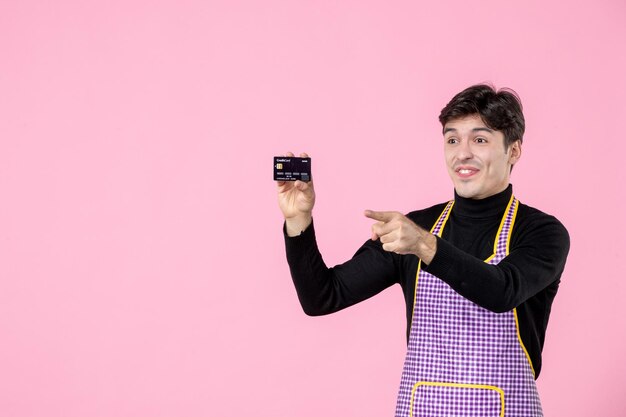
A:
[412,228,437,264]
[285,214,313,237]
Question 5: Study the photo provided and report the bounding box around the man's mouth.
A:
[455,166,479,178]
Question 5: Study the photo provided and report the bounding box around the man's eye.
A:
[475,137,487,143]
[447,138,458,144]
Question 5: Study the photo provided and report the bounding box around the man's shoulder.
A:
[514,200,570,245]
[406,201,452,230]
[517,200,568,229]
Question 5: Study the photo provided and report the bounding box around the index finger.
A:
[364,210,398,222]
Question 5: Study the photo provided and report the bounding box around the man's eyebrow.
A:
[443,127,493,134]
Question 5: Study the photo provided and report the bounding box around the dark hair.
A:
[439,84,525,149]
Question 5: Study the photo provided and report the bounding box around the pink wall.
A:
[1,0,625,415]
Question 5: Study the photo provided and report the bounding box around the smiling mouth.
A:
[455,167,479,178]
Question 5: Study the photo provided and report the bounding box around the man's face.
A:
[443,114,521,200]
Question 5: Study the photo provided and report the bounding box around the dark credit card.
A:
[274,156,311,182]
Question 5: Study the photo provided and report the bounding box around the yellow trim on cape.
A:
[410,194,536,377]
[409,381,505,417]
[500,196,536,377]
[514,307,536,377]
[411,200,454,320]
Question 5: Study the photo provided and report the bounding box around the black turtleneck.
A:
[283,185,570,378]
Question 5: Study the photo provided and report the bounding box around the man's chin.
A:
[454,186,477,199]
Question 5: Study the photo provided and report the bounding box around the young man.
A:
[277,84,569,416]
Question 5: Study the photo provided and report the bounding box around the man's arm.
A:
[423,213,570,312]
[278,152,399,316]
[365,209,570,313]
[284,219,399,316]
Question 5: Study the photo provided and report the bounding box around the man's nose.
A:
[456,139,473,160]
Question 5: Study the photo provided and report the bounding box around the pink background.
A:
[1,0,625,416]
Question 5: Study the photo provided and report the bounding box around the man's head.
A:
[439,84,525,199]
[439,84,525,150]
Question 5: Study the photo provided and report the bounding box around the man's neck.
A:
[453,184,513,218]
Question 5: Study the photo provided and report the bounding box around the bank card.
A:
[273,156,311,182]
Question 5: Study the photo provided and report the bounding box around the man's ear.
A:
[508,140,522,166]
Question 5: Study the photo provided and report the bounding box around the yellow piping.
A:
[506,197,519,255]
[409,381,505,417]
[493,194,516,254]
[411,201,454,321]
[513,307,536,377]
[410,195,536,379]
[505,198,535,377]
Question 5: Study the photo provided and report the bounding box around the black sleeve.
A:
[422,213,570,313]
[284,218,400,316]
